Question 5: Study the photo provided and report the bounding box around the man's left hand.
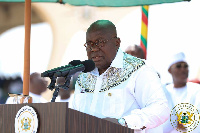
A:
[103,118,128,127]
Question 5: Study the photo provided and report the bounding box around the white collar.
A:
[110,48,124,69]
[91,48,124,76]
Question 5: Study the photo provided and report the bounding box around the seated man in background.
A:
[125,44,161,79]
[29,72,48,103]
[72,19,170,132]
[125,44,145,59]
[5,72,48,103]
[162,52,200,133]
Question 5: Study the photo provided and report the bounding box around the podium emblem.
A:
[15,105,38,133]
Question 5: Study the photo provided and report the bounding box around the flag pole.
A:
[140,5,149,59]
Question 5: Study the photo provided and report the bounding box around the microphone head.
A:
[69,60,82,66]
[82,60,95,73]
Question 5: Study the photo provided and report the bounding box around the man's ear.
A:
[168,67,172,74]
[116,37,121,47]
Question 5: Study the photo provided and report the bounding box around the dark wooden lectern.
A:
[0,102,134,133]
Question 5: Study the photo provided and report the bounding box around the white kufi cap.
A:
[168,52,187,70]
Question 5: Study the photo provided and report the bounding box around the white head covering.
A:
[168,52,187,70]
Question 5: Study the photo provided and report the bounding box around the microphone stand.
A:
[47,76,57,91]
[51,85,60,102]
[51,75,72,102]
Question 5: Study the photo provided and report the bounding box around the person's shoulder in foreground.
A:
[72,19,170,132]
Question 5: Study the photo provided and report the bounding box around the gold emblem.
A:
[176,111,194,125]
[21,117,32,131]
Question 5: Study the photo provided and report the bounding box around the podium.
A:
[0,102,134,133]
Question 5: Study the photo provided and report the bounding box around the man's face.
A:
[169,61,189,84]
[85,29,120,73]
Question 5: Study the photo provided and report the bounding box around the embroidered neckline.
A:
[77,53,145,93]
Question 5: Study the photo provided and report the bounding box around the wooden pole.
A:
[23,0,31,96]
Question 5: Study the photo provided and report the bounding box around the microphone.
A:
[41,60,82,77]
[54,60,95,77]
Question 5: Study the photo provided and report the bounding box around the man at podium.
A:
[71,20,170,133]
